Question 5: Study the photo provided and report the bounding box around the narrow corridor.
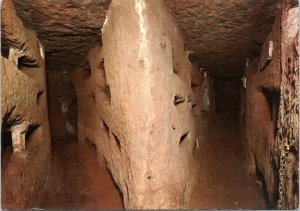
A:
[189,118,266,209]
[1,0,298,209]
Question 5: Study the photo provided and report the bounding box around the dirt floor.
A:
[38,135,123,210]
[36,118,266,210]
[188,117,266,209]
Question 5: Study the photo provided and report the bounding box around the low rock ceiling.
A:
[165,0,280,75]
[13,0,110,71]
[13,0,280,75]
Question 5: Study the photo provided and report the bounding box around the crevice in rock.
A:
[25,124,41,146]
[97,58,111,104]
[18,56,39,69]
[111,132,121,151]
[36,90,44,105]
[102,119,110,138]
[179,131,189,145]
[174,95,185,105]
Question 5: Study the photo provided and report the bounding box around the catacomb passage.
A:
[1,0,299,210]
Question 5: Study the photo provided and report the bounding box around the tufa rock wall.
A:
[276,2,298,209]
[70,0,200,209]
[241,1,298,208]
[1,0,51,209]
[243,11,282,207]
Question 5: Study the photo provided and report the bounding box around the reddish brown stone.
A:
[1,0,51,209]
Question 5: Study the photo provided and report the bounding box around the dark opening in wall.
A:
[0,110,25,171]
[1,45,9,59]
[259,87,280,135]
[174,95,185,105]
[1,45,38,68]
[214,76,241,118]
[173,66,180,74]
[25,124,40,145]
[98,58,111,104]
[18,56,39,69]
[36,89,44,105]
[1,127,13,173]
[179,131,189,145]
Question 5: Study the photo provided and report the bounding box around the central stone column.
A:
[78,0,199,209]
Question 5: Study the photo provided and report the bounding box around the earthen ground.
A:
[188,117,266,209]
[38,135,123,210]
[36,118,265,210]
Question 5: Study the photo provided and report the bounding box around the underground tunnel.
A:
[1,0,299,209]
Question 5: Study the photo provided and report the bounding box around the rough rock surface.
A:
[3,0,298,210]
[1,0,51,208]
[276,3,298,209]
[13,0,110,71]
[165,0,280,75]
[13,0,280,75]
[70,0,200,209]
[242,14,282,207]
[1,0,42,67]
[240,1,299,208]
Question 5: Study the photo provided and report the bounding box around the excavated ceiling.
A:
[13,0,110,71]
[13,0,280,75]
[165,0,280,75]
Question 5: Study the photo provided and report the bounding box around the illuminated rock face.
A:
[70,0,199,209]
[1,0,51,209]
